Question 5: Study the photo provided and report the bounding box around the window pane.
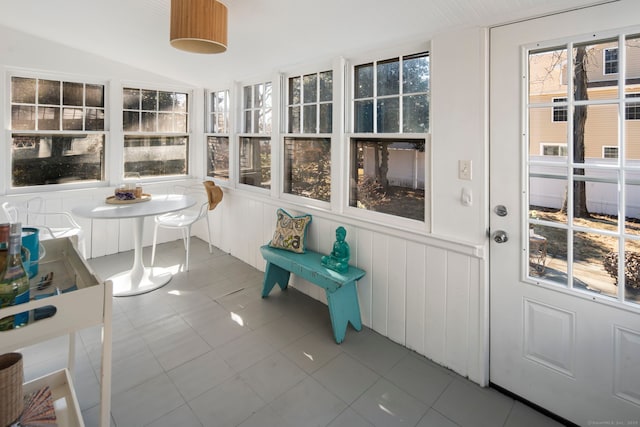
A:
[319,104,332,133]
[289,106,300,133]
[158,91,174,112]
[62,107,83,130]
[141,90,157,110]
[244,86,252,109]
[11,105,35,130]
[289,77,301,105]
[174,113,187,133]
[303,74,317,103]
[141,112,156,132]
[529,174,569,226]
[625,184,640,236]
[264,83,272,108]
[574,231,617,298]
[319,71,332,102]
[527,224,568,285]
[11,134,105,187]
[303,105,316,133]
[124,136,188,177]
[528,47,568,103]
[355,63,373,99]
[377,98,399,133]
[254,84,263,108]
[354,100,373,132]
[529,106,568,156]
[283,137,331,201]
[123,88,140,109]
[239,137,271,189]
[403,94,429,133]
[123,111,140,132]
[158,112,174,132]
[86,84,104,108]
[206,136,229,180]
[580,104,619,163]
[403,53,429,93]
[625,35,640,93]
[177,93,188,112]
[38,80,60,105]
[350,138,425,221]
[38,107,60,130]
[11,77,36,103]
[63,82,83,106]
[261,108,272,133]
[244,110,252,133]
[377,58,400,97]
[86,108,105,131]
[623,240,640,304]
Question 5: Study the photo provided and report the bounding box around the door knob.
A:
[493,230,508,243]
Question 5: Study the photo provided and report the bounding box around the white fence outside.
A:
[529,156,640,219]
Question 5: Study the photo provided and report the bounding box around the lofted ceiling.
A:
[0,0,616,87]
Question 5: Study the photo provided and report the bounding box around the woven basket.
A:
[0,352,24,427]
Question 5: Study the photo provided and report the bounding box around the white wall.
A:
[0,25,490,384]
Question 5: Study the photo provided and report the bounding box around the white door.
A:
[490,2,640,426]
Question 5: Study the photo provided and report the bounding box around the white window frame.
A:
[121,84,191,181]
[281,68,334,208]
[237,80,274,193]
[344,44,431,233]
[5,70,109,192]
[205,89,231,183]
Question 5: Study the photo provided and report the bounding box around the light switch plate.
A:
[459,160,472,180]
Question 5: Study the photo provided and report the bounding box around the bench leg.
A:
[325,281,362,344]
[261,262,291,298]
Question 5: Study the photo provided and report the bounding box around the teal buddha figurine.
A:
[321,226,350,273]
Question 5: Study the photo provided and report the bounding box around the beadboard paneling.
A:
[3,186,486,383]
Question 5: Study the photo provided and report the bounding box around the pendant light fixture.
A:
[170,0,228,54]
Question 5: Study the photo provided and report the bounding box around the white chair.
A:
[150,182,222,272]
[1,197,86,257]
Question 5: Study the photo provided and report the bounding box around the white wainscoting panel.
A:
[5,185,487,383]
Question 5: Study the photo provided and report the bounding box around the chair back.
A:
[1,202,19,223]
[174,185,209,220]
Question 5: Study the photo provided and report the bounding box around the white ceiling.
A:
[0,0,616,87]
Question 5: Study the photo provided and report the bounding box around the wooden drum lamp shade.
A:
[170,0,228,54]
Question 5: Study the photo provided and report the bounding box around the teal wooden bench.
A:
[260,245,366,344]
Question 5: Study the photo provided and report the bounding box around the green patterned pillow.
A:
[269,209,312,253]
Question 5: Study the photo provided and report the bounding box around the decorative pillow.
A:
[269,208,312,253]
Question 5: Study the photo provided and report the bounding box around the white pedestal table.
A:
[73,193,196,296]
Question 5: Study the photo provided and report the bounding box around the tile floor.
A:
[19,238,566,427]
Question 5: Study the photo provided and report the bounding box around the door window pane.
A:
[527,38,640,306]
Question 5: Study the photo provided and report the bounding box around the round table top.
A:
[72,193,197,220]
